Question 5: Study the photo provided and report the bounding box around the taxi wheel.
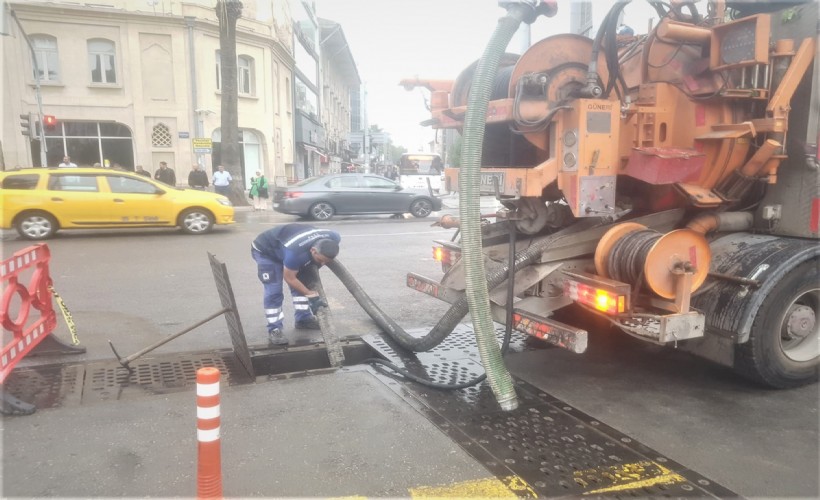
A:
[16,211,58,240]
[179,208,214,234]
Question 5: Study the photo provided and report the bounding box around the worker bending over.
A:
[251,223,341,345]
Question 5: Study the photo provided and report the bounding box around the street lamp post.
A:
[11,9,48,167]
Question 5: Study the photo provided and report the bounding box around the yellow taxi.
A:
[0,168,235,240]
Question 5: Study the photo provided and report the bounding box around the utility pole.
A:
[11,10,48,167]
[362,84,369,173]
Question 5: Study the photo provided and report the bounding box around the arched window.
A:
[31,35,60,82]
[238,55,255,96]
[88,38,117,84]
[152,123,172,148]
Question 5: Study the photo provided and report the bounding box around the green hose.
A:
[460,9,527,412]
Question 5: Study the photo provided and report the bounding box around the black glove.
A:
[308,295,327,314]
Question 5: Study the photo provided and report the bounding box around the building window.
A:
[238,55,255,95]
[30,121,134,169]
[215,50,221,90]
[31,35,60,82]
[215,51,255,95]
[152,123,172,147]
[88,38,117,84]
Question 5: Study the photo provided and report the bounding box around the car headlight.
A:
[217,197,232,207]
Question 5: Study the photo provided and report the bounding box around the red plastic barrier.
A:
[0,244,57,384]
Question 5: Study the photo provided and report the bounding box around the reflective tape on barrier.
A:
[197,405,221,419]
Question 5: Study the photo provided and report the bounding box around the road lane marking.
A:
[576,461,686,495]
[343,231,450,237]
[409,475,536,498]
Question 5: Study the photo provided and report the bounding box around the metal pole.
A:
[108,307,230,367]
[186,16,203,168]
[11,10,48,167]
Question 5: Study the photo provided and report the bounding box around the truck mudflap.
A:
[406,273,588,353]
[691,232,820,344]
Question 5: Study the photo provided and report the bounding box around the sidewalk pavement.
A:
[2,367,490,498]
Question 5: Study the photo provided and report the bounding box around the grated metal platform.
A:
[363,325,737,498]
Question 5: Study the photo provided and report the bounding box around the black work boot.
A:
[294,316,321,330]
[268,328,288,345]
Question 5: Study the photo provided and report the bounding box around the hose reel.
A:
[594,223,711,300]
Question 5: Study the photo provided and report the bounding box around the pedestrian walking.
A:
[249,171,269,211]
[154,161,176,186]
[251,224,341,345]
[212,165,232,197]
[135,165,151,177]
[188,164,209,190]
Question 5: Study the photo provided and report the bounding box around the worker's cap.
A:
[313,238,339,259]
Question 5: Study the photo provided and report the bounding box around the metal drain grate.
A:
[2,363,84,410]
[4,351,252,409]
[83,354,240,404]
[363,324,736,498]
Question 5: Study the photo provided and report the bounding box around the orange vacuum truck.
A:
[403,0,819,388]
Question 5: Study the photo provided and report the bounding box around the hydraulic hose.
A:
[458,7,528,411]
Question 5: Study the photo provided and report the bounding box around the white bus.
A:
[398,153,444,193]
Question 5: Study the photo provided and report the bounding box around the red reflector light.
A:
[564,280,626,315]
[285,191,303,199]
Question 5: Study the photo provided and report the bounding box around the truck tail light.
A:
[562,271,631,315]
[433,245,451,265]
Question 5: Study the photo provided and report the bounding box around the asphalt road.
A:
[3,202,818,497]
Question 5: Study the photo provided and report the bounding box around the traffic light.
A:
[43,115,57,130]
[20,113,32,137]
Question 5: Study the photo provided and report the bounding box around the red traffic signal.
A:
[43,115,57,128]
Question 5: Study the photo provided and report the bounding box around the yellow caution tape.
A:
[49,285,80,345]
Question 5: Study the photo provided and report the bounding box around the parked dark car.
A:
[273,173,442,220]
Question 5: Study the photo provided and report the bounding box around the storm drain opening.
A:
[2,340,381,410]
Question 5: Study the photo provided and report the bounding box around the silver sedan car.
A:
[273,173,442,220]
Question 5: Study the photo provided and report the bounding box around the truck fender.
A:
[691,232,820,344]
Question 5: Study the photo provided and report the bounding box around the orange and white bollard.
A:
[196,367,222,499]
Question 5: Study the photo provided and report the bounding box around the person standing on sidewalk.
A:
[251,224,341,345]
[154,161,176,186]
[249,171,269,211]
[212,165,232,197]
[188,164,209,190]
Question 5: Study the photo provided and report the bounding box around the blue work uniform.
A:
[251,224,341,332]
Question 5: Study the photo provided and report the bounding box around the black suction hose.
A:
[362,221,519,390]
[326,220,596,355]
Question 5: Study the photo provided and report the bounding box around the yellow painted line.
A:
[410,475,537,498]
[576,460,686,495]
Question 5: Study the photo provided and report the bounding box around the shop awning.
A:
[302,144,328,161]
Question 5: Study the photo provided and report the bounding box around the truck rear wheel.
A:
[734,261,819,388]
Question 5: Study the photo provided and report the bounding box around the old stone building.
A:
[2,0,295,188]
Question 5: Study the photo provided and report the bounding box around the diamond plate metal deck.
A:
[363,325,737,498]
